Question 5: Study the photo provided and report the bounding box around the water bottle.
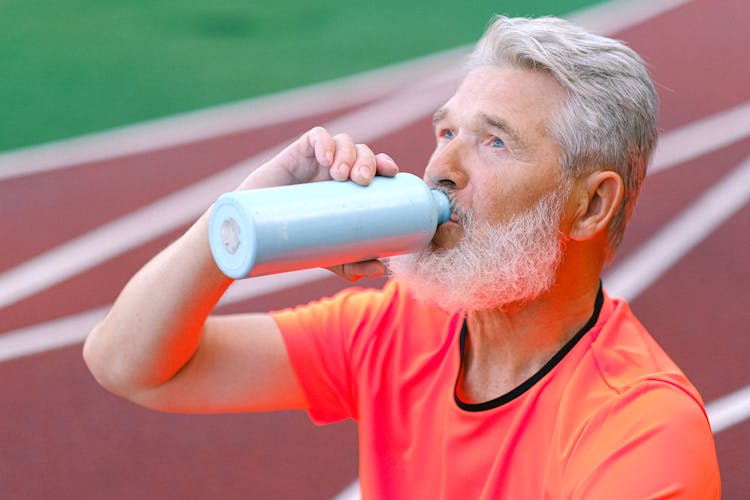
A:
[208,172,450,279]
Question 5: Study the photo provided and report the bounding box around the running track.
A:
[1,0,748,498]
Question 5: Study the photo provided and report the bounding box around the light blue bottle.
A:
[208,173,451,279]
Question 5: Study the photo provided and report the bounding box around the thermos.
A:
[208,172,451,279]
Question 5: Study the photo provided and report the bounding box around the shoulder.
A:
[589,293,704,404]
[557,292,720,498]
[271,279,455,356]
[561,380,720,499]
[270,279,436,330]
[583,379,712,443]
[579,292,711,445]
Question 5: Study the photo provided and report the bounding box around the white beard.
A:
[386,187,569,313]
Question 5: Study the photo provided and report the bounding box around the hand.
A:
[238,127,399,282]
[238,127,399,190]
[328,259,387,282]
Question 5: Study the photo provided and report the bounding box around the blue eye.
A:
[491,137,505,148]
[440,129,455,140]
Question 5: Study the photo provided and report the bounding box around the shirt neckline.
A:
[454,283,604,412]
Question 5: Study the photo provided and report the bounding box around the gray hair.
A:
[468,15,658,255]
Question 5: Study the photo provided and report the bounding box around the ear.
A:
[569,170,624,242]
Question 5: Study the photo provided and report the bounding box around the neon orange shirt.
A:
[271,280,720,499]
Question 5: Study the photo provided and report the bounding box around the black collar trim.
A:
[454,283,604,412]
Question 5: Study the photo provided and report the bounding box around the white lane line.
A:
[0,73,458,310]
[332,479,363,500]
[0,48,467,181]
[706,384,750,434]
[0,163,258,310]
[219,268,332,307]
[1,96,745,312]
[0,268,331,363]
[651,100,750,174]
[567,0,692,35]
[603,154,750,301]
[0,307,108,363]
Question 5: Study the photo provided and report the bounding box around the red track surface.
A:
[1,1,748,498]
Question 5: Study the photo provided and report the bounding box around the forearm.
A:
[83,210,232,396]
[83,127,398,409]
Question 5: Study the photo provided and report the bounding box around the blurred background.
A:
[2,0,749,499]
[0,0,599,152]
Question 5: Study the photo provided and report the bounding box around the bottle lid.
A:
[431,190,451,225]
[209,194,257,279]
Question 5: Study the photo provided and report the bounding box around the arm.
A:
[82,127,398,413]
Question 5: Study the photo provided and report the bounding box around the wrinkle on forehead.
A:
[432,102,532,158]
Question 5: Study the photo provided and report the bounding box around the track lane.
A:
[618,0,750,131]
[0,344,359,499]
[0,74,459,310]
[0,107,368,273]
[1,0,748,497]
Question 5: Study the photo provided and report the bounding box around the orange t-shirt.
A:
[271,280,720,499]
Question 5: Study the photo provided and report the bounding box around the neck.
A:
[458,243,602,404]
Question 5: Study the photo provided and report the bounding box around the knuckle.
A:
[333,133,354,144]
[356,143,375,156]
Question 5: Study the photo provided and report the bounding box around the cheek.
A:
[473,187,549,227]
[467,179,512,224]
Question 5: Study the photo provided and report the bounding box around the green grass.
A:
[0,0,603,152]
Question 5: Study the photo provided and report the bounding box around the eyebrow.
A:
[479,112,524,148]
[432,106,448,125]
[434,106,522,138]
[432,107,528,152]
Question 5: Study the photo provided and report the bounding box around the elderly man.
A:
[84,15,720,498]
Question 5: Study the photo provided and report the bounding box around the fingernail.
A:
[336,162,350,178]
[357,165,371,179]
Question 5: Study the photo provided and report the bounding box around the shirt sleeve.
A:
[270,285,392,425]
[564,381,721,499]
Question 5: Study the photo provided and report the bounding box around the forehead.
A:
[437,65,566,137]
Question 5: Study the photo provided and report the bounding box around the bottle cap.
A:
[431,190,451,225]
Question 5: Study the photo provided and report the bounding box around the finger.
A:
[374,152,399,178]
[306,126,335,167]
[328,260,385,282]
[351,144,377,185]
[330,133,357,181]
[248,127,334,188]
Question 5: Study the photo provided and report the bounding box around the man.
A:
[84,15,721,498]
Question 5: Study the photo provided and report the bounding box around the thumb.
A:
[328,260,385,282]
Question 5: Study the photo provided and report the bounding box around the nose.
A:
[424,139,469,191]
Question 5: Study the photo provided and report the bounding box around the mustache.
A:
[434,184,570,231]
[433,186,471,224]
